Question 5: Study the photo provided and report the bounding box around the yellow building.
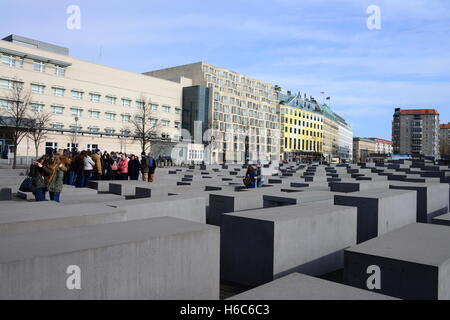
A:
[280,104,324,161]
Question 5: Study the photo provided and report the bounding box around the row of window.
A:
[285,126,324,138]
[284,118,323,130]
[0,79,181,113]
[281,109,323,122]
[284,137,323,152]
[1,54,66,76]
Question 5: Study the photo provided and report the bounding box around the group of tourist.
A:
[244,162,264,189]
[28,149,158,202]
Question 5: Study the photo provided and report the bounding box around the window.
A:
[175,121,181,129]
[105,128,116,135]
[136,101,145,109]
[175,108,181,114]
[106,96,116,105]
[151,104,158,111]
[162,120,170,127]
[55,66,65,77]
[105,112,116,121]
[31,103,44,113]
[88,127,100,134]
[135,116,144,124]
[70,108,82,117]
[90,94,101,102]
[0,79,13,89]
[72,90,83,100]
[0,99,11,109]
[121,114,130,123]
[122,99,131,107]
[53,87,65,97]
[162,105,170,113]
[149,118,158,127]
[89,111,100,119]
[51,123,63,130]
[51,105,64,115]
[31,84,44,94]
[1,55,15,67]
[33,61,45,72]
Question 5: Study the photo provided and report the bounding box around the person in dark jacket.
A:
[73,151,86,188]
[47,156,68,203]
[29,155,51,201]
[128,155,140,180]
[102,151,113,180]
[148,153,157,182]
[141,152,149,182]
[244,165,257,189]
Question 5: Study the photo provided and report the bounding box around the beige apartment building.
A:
[353,138,377,163]
[368,138,393,155]
[0,35,189,161]
[392,108,440,158]
[145,62,281,163]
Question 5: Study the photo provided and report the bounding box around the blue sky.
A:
[2,0,450,140]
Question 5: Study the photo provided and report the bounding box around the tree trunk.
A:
[35,144,39,159]
[12,145,17,169]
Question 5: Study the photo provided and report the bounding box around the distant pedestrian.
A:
[47,156,67,203]
[118,153,129,180]
[82,151,95,187]
[256,161,264,188]
[244,165,257,189]
[29,155,51,201]
[91,149,102,180]
[128,155,140,180]
[147,154,157,182]
[110,152,119,180]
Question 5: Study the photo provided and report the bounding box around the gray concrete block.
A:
[229,273,397,300]
[221,202,357,286]
[263,191,336,208]
[431,213,450,226]
[0,203,127,236]
[0,188,12,201]
[106,195,206,223]
[344,223,450,300]
[330,181,389,193]
[0,217,219,300]
[334,189,417,244]
[390,182,449,223]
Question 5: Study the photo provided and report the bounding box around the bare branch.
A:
[0,79,33,168]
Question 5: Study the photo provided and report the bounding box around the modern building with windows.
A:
[277,90,324,162]
[0,35,189,160]
[368,137,393,155]
[392,108,440,158]
[145,62,281,164]
[439,123,450,158]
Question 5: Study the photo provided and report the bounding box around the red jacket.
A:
[118,158,129,174]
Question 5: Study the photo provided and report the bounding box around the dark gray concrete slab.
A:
[229,273,398,300]
[344,223,450,300]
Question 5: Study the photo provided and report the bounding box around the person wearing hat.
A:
[91,148,102,180]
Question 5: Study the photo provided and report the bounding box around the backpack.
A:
[111,160,119,171]
[147,157,154,168]
[243,176,253,187]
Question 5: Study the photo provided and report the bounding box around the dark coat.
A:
[30,164,51,189]
[128,159,140,178]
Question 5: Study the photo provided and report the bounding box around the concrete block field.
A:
[2,159,450,300]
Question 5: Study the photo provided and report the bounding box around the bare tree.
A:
[129,95,161,154]
[27,110,52,158]
[0,80,32,169]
